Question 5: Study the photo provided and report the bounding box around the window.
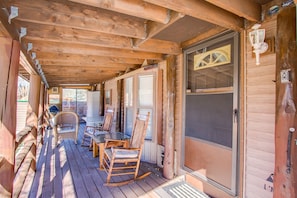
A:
[105,90,112,105]
[125,77,134,136]
[49,94,60,104]
[138,75,154,140]
[62,88,87,117]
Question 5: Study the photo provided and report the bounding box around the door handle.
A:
[233,109,238,123]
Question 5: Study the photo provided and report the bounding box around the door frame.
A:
[182,31,240,196]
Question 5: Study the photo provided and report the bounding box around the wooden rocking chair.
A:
[81,108,114,147]
[102,111,150,186]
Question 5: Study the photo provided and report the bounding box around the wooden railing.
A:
[13,126,35,198]
[13,111,47,197]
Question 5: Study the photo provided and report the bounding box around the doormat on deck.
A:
[162,181,210,198]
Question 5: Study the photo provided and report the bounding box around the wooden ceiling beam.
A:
[68,0,170,24]
[9,0,146,39]
[39,59,140,67]
[143,0,244,31]
[204,0,261,22]
[14,21,181,54]
[134,38,181,55]
[26,40,164,60]
[43,65,132,71]
[38,54,144,66]
[0,1,37,75]
[133,11,185,47]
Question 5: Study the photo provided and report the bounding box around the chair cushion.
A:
[58,126,75,134]
[94,131,108,136]
[111,147,139,158]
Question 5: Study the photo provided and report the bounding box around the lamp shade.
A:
[249,29,265,47]
[249,24,268,65]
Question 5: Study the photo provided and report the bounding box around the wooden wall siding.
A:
[244,18,276,198]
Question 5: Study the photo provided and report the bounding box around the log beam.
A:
[27,40,164,60]
[143,0,244,31]
[204,0,261,22]
[14,21,181,55]
[0,37,20,198]
[9,0,146,39]
[133,11,185,47]
[69,0,170,24]
[274,6,297,198]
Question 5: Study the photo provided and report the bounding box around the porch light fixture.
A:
[249,24,268,65]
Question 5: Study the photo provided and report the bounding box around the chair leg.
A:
[89,139,93,150]
[106,157,114,184]
[81,126,88,145]
[134,160,141,179]
[81,127,92,147]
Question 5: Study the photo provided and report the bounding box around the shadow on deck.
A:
[19,123,169,198]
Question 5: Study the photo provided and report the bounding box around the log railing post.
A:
[38,83,45,144]
[26,74,41,171]
[163,55,176,179]
[0,37,20,197]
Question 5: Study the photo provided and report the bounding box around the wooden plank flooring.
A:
[19,123,168,198]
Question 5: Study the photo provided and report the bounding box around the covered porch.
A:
[1,0,297,197]
[18,124,171,198]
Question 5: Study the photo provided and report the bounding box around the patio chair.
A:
[53,111,79,146]
[81,108,114,147]
[102,111,150,186]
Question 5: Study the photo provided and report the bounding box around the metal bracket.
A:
[35,59,39,66]
[27,43,33,53]
[36,64,41,70]
[31,52,36,60]
[19,27,27,41]
[8,6,18,24]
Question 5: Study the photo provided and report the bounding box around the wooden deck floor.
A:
[19,123,169,198]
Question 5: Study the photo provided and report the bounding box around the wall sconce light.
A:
[249,24,268,65]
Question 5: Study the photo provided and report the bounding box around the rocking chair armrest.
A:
[104,139,128,148]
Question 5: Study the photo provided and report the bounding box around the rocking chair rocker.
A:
[102,111,150,186]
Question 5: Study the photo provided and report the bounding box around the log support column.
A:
[26,74,41,171]
[274,6,297,198]
[38,84,45,144]
[163,55,176,179]
[0,37,20,197]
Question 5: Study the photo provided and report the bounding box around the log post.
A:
[163,55,176,179]
[100,83,105,116]
[274,6,297,198]
[38,83,45,144]
[0,37,20,197]
[116,79,123,132]
[26,74,41,171]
